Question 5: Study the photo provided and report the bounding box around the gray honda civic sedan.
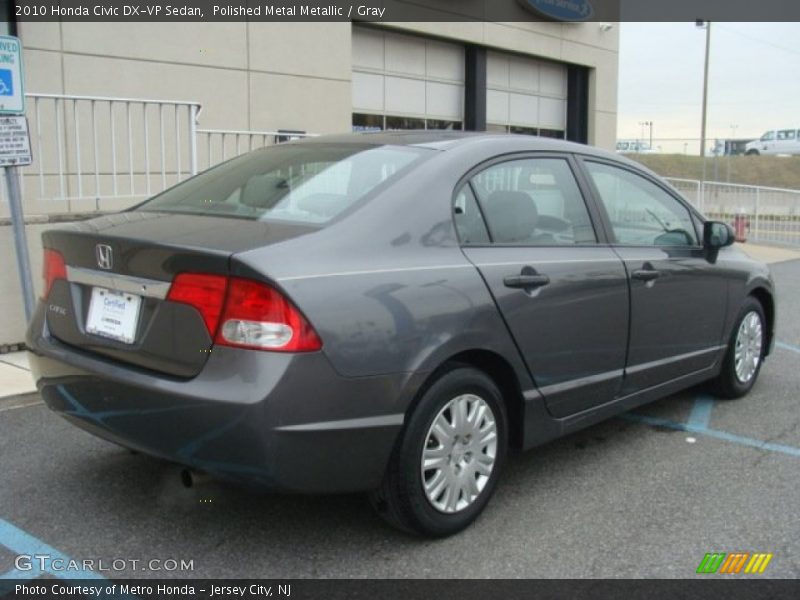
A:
[27,132,775,536]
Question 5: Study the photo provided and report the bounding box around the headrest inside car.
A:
[484,191,538,243]
[240,174,287,208]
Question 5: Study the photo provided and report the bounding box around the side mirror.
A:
[703,221,735,249]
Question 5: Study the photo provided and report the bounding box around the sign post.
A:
[0,35,34,321]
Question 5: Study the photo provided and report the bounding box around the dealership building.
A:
[13,16,618,146]
[0,10,619,344]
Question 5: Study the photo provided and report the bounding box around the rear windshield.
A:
[136,143,429,224]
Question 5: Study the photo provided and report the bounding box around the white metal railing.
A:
[195,128,317,172]
[14,93,200,211]
[0,93,320,214]
[667,177,800,246]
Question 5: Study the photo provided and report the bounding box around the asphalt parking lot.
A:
[1,259,799,580]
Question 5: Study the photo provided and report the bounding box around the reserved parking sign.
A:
[0,35,24,114]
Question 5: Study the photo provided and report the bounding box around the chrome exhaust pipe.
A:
[180,468,210,488]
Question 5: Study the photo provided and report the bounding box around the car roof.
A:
[295,130,487,149]
[292,130,647,170]
[295,130,594,150]
[295,129,618,155]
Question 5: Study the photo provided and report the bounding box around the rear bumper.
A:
[26,303,416,493]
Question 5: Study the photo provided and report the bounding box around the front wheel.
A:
[709,297,766,398]
[370,366,507,537]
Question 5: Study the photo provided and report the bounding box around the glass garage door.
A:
[351,27,465,131]
[486,51,567,139]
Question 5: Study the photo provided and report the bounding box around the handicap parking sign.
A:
[0,36,24,113]
[0,69,13,96]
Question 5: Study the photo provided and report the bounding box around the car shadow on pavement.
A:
[56,388,700,544]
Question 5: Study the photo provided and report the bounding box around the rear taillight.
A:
[42,249,67,299]
[166,273,228,335]
[216,278,322,352]
[166,273,322,352]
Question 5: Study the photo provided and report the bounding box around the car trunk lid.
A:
[41,211,317,378]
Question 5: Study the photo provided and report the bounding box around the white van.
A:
[745,128,800,155]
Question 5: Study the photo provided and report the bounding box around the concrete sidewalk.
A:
[0,352,35,399]
[739,242,800,264]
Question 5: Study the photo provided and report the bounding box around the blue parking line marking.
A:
[776,340,800,354]
[700,427,800,457]
[686,395,715,429]
[621,413,800,458]
[0,518,106,580]
[0,567,43,580]
[0,519,139,600]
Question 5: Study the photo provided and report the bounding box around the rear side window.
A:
[777,129,796,141]
[453,185,490,245]
[137,144,428,225]
[467,158,597,246]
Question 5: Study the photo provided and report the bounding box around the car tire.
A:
[370,366,507,537]
[746,149,760,156]
[708,297,766,399]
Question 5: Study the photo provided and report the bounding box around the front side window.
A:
[467,158,596,246]
[138,144,428,225]
[761,131,775,141]
[585,161,698,247]
[777,129,796,140]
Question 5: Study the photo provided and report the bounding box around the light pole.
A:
[727,124,738,182]
[638,121,653,150]
[697,20,712,157]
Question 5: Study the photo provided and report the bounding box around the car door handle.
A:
[631,268,661,282]
[503,274,551,289]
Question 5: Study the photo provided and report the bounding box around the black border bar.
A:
[3,579,800,600]
[10,0,800,22]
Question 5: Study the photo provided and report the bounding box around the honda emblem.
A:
[95,244,113,270]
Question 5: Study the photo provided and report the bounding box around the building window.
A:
[352,113,462,132]
[509,125,537,136]
[352,113,384,132]
[386,115,425,130]
[539,128,565,139]
[426,119,462,131]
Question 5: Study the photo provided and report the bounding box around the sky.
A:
[617,22,800,153]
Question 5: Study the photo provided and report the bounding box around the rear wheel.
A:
[371,366,507,537]
[709,297,766,398]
